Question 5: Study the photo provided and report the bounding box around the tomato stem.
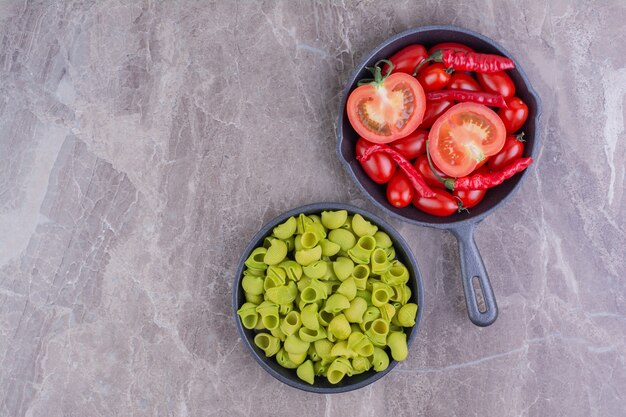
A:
[425,141,456,191]
[412,49,443,76]
[455,197,469,213]
[515,132,526,142]
[357,59,394,87]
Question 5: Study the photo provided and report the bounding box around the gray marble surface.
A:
[0,1,624,416]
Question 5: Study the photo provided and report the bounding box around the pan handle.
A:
[451,223,498,326]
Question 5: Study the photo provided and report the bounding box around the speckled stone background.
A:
[0,1,624,416]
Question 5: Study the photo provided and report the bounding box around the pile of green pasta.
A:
[237,210,418,385]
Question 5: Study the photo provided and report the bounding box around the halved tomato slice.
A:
[347,64,426,144]
[428,103,506,177]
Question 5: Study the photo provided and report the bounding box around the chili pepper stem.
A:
[515,132,526,142]
[425,141,456,191]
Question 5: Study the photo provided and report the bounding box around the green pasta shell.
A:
[317,310,335,327]
[264,239,288,265]
[314,360,328,377]
[373,231,393,249]
[379,303,396,322]
[329,340,356,358]
[381,261,409,285]
[352,356,371,374]
[313,339,334,362]
[244,247,268,271]
[371,282,393,307]
[390,284,412,305]
[300,231,320,249]
[351,214,378,237]
[300,303,319,330]
[295,246,322,266]
[297,360,315,385]
[300,279,327,304]
[299,326,327,343]
[371,347,390,372]
[324,294,351,314]
[328,229,357,252]
[396,303,418,327]
[387,331,408,361]
[344,297,368,323]
[328,313,351,340]
[332,257,354,281]
[327,357,353,384]
[273,216,297,240]
[236,302,259,329]
[337,277,357,301]
[303,260,328,279]
[348,235,377,264]
[280,310,302,336]
[270,325,287,341]
[256,301,280,330]
[347,331,374,357]
[365,318,389,347]
[284,334,310,355]
[265,281,297,305]
[280,260,303,282]
[351,264,370,290]
[244,291,263,305]
[319,239,341,257]
[288,351,308,366]
[242,274,264,295]
[254,333,281,357]
[276,348,299,369]
[304,221,327,241]
[321,210,348,230]
[370,248,392,275]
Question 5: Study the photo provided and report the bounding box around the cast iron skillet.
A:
[232,203,425,393]
[336,25,541,327]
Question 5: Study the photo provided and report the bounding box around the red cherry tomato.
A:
[347,72,426,143]
[383,44,428,75]
[447,72,482,92]
[412,188,459,216]
[417,63,452,92]
[476,71,516,98]
[452,165,488,209]
[453,189,487,209]
[419,99,455,129]
[428,103,507,177]
[414,154,446,189]
[488,134,525,171]
[498,97,529,134]
[356,138,396,184]
[386,171,414,208]
[428,42,474,55]
[388,129,428,160]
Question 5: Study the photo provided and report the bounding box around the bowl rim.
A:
[335,24,542,230]
[232,202,425,393]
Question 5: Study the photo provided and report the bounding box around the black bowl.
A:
[232,203,425,393]
[337,26,541,326]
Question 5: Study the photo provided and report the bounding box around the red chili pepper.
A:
[452,158,532,190]
[414,49,514,75]
[356,144,436,198]
[426,89,509,108]
[425,141,532,191]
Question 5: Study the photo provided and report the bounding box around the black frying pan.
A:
[336,25,541,327]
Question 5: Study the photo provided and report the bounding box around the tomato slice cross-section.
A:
[428,103,506,177]
[347,72,426,144]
